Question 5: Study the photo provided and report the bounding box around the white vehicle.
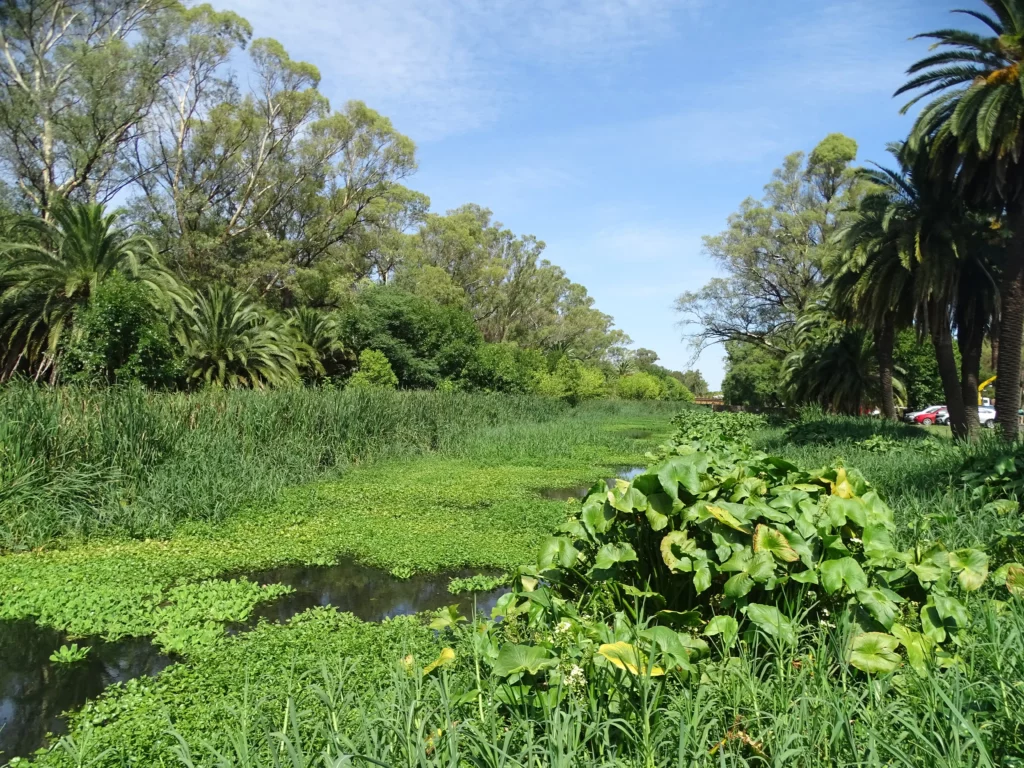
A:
[978,405,997,428]
[937,405,996,428]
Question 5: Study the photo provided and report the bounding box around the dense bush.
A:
[536,357,606,405]
[616,372,664,400]
[63,273,181,388]
[461,342,546,394]
[347,349,398,389]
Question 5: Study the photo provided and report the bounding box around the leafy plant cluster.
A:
[669,408,767,445]
[455,408,1023,723]
[447,574,509,595]
[48,643,90,665]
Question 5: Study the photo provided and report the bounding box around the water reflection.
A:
[0,620,170,762]
[539,465,647,502]
[240,562,506,627]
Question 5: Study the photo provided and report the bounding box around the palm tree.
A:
[176,286,306,389]
[834,144,993,439]
[286,307,351,380]
[896,0,1024,438]
[783,317,905,416]
[0,201,180,381]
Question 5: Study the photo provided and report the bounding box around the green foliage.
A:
[536,357,606,405]
[348,349,398,390]
[461,342,546,394]
[0,384,587,549]
[0,202,181,380]
[339,286,482,389]
[63,272,181,388]
[48,643,89,665]
[895,329,952,409]
[447,573,510,594]
[176,285,305,389]
[721,341,784,408]
[616,372,664,401]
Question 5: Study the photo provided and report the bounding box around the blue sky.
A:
[219,0,954,388]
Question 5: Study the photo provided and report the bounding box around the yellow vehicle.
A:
[979,375,997,406]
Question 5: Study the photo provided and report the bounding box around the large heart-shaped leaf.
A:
[611,485,648,514]
[657,455,706,501]
[654,609,703,628]
[724,572,754,598]
[891,623,933,677]
[745,604,797,645]
[637,627,696,674]
[846,632,900,674]
[537,537,580,570]
[597,642,664,676]
[1007,564,1024,598]
[581,498,616,535]
[949,548,989,592]
[706,504,752,535]
[856,588,900,630]
[644,492,673,531]
[661,530,697,572]
[594,542,638,571]
[862,525,896,566]
[704,615,739,647]
[492,644,557,677]
[820,557,868,595]
[753,524,799,563]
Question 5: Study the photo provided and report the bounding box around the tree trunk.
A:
[875,318,897,421]
[958,313,985,440]
[931,302,968,441]
[996,249,1024,440]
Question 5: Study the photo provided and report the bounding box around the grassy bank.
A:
[0,385,675,550]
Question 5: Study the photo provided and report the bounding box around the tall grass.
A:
[153,600,1024,767]
[0,384,580,549]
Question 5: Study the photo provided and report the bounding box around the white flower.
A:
[566,664,586,688]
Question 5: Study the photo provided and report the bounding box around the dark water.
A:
[619,429,654,440]
[238,562,507,627]
[540,465,647,502]
[0,620,171,762]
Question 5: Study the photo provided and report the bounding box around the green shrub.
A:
[462,343,545,394]
[536,357,606,405]
[616,372,665,400]
[63,272,181,388]
[662,375,695,402]
[348,349,399,389]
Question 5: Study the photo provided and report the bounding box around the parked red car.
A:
[904,405,946,426]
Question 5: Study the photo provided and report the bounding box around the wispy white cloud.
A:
[217,0,705,140]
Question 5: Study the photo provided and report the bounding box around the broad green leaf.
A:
[594,542,638,571]
[638,627,697,674]
[920,602,947,643]
[753,524,799,563]
[949,548,989,592]
[856,588,899,630]
[653,609,703,628]
[693,561,712,594]
[862,525,896,565]
[745,604,798,645]
[777,525,813,568]
[423,647,456,675]
[622,584,667,609]
[747,551,776,582]
[492,644,557,677]
[429,605,467,631]
[661,530,696,572]
[846,632,900,674]
[703,615,739,647]
[790,569,818,585]
[932,594,969,627]
[724,572,754,599]
[992,562,1022,586]
[706,504,752,534]
[820,557,868,595]
[719,547,753,573]
[829,496,869,528]
[581,498,616,535]
[657,455,706,501]
[597,642,664,676]
[645,492,674,531]
[611,485,648,514]
[891,623,933,677]
[520,576,538,592]
[537,537,580,570]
